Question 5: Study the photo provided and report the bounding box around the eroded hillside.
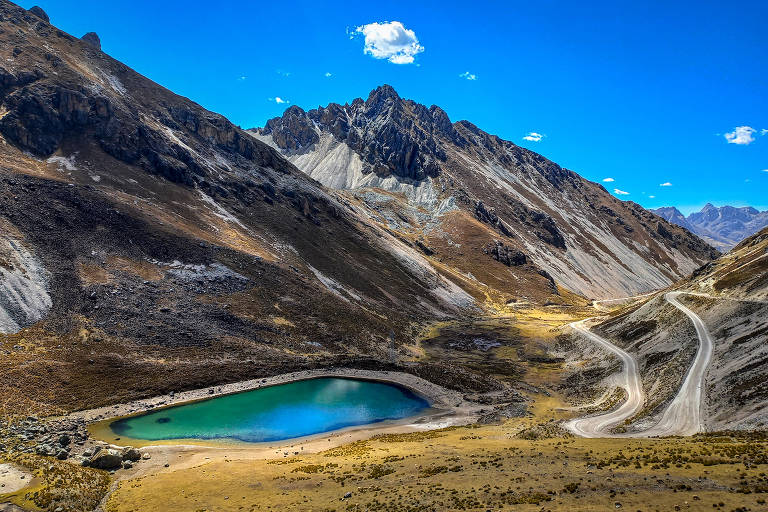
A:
[0,0,479,414]
[252,87,718,299]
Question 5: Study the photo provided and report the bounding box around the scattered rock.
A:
[34,444,56,456]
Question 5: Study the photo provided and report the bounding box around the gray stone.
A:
[88,448,123,470]
[35,443,56,456]
[122,447,141,462]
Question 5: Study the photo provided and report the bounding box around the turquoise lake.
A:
[109,377,430,443]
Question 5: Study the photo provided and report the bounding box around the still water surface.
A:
[110,377,430,443]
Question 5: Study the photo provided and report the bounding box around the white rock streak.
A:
[0,236,52,334]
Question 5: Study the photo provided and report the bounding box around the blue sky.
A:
[25,0,768,214]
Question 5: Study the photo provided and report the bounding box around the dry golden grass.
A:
[103,421,768,512]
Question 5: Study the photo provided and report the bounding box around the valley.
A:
[1,1,767,511]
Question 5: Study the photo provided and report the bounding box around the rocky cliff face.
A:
[253,86,718,298]
[652,204,768,251]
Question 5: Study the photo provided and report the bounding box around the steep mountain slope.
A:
[564,227,768,431]
[652,204,768,251]
[0,1,480,413]
[252,86,717,299]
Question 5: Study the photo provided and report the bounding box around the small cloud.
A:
[276,69,291,77]
[459,71,477,81]
[649,195,656,199]
[238,75,247,81]
[724,126,757,145]
[613,188,630,195]
[324,72,332,78]
[762,129,768,136]
[523,132,545,142]
[659,182,673,187]
[353,21,424,64]
[269,97,289,104]
[745,178,752,183]
[762,169,768,172]
[602,177,615,182]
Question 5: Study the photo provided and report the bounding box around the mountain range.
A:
[652,204,768,252]
[2,3,768,510]
[0,0,715,413]
[251,88,717,300]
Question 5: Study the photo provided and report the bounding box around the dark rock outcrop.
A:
[257,84,451,180]
[483,240,526,266]
[81,32,101,50]
[261,105,318,152]
[28,6,49,22]
[474,201,513,237]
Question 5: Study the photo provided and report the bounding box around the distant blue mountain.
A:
[652,204,768,251]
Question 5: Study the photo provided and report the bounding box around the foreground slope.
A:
[0,0,477,414]
[252,87,717,299]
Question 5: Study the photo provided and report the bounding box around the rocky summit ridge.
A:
[253,85,718,299]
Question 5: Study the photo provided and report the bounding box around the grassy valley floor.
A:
[3,305,768,512]
[102,420,768,512]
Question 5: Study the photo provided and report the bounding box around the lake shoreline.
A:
[69,368,483,446]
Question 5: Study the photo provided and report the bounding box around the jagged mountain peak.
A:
[253,87,717,298]
[366,83,400,103]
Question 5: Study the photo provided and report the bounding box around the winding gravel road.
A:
[565,291,713,437]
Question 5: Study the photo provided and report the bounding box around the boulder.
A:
[88,448,123,470]
[81,32,101,50]
[34,443,56,456]
[28,6,49,23]
[122,447,141,462]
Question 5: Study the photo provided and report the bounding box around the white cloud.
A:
[602,177,615,182]
[724,126,757,145]
[659,182,673,187]
[613,188,630,195]
[762,129,768,136]
[523,132,545,142]
[649,195,656,199]
[269,97,289,104]
[762,169,768,173]
[354,21,424,64]
[324,72,332,78]
[276,70,291,77]
[459,71,477,81]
